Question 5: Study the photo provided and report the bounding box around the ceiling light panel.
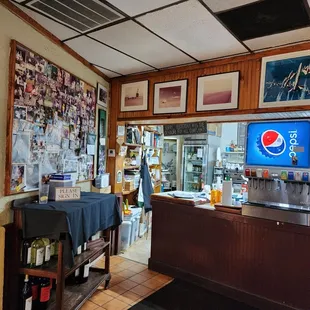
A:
[137,0,248,61]
[26,0,124,33]
[106,0,181,17]
[89,20,194,68]
[94,65,121,78]
[15,3,78,40]
[245,27,310,51]
[65,36,153,75]
[202,0,261,13]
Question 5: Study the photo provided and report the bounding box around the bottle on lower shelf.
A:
[30,276,40,309]
[21,239,32,267]
[79,260,91,284]
[20,274,32,310]
[41,238,51,266]
[39,277,51,310]
[30,238,45,268]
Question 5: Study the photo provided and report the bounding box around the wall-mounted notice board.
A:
[5,41,97,195]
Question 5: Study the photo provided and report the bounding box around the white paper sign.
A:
[87,144,95,155]
[117,126,125,137]
[100,138,106,146]
[55,187,81,201]
[197,148,203,158]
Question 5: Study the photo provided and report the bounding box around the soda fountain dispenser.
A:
[242,120,310,226]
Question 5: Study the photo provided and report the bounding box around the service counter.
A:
[149,192,310,310]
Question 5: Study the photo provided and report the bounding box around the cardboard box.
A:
[92,185,111,194]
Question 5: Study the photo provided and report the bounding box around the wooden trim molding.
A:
[0,0,110,82]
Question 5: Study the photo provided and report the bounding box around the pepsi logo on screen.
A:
[246,121,310,168]
[257,130,286,158]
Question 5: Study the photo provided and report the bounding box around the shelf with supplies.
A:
[223,151,244,154]
[124,143,143,148]
[47,269,108,310]
[20,239,109,279]
[122,188,138,195]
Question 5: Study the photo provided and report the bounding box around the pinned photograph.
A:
[14,105,27,120]
[154,79,188,114]
[12,132,30,164]
[121,81,148,112]
[25,164,40,190]
[196,72,239,111]
[11,164,25,191]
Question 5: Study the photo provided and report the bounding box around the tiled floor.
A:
[119,231,151,265]
[81,256,173,310]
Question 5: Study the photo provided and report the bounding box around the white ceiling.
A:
[10,0,310,78]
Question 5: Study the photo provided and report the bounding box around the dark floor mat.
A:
[129,279,257,310]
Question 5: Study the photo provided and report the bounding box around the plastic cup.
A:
[39,184,49,204]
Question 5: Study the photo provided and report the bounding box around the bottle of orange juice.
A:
[210,185,218,206]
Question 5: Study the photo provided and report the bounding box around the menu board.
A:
[6,42,97,194]
[164,121,207,136]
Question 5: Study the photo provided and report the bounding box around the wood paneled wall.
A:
[107,41,310,193]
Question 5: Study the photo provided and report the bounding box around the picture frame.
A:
[196,71,240,112]
[153,79,188,115]
[259,50,310,108]
[121,80,148,112]
[97,83,108,109]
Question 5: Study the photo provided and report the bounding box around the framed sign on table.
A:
[5,40,97,195]
[259,50,310,108]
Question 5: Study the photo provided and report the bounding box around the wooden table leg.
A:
[56,240,65,309]
[104,229,111,289]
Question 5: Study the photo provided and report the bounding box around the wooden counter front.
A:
[149,197,310,310]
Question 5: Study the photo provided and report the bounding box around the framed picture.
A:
[259,50,310,108]
[196,71,239,111]
[97,83,108,109]
[121,80,148,112]
[153,79,188,114]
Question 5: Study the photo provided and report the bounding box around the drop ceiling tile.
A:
[106,0,180,16]
[65,36,153,75]
[202,0,261,13]
[94,65,121,78]
[89,20,194,68]
[217,0,310,41]
[14,3,79,40]
[244,27,310,51]
[137,0,247,61]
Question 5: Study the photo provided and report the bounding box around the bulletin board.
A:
[5,41,97,195]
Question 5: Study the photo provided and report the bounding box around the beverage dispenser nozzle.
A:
[266,179,272,192]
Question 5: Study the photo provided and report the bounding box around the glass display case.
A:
[181,145,208,192]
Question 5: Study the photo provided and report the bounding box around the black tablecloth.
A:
[15,192,122,266]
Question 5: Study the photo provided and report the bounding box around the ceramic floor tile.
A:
[130,284,153,297]
[152,274,173,283]
[89,291,114,306]
[129,274,149,284]
[103,298,129,310]
[116,269,137,279]
[143,278,163,290]
[117,290,141,305]
[110,265,126,273]
[128,264,147,273]
[105,284,128,298]
[117,261,136,269]
[109,275,126,286]
[80,300,100,310]
[118,279,139,290]
[139,269,158,279]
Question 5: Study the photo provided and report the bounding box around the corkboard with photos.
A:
[5,41,97,195]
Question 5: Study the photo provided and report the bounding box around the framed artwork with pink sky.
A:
[153,79,188,114]
[196,71,240,111]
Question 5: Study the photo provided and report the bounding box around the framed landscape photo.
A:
[153,79,188,114]
[259,50,310,108]
[121,80,148,112]
[196,71,239,111]
[97,83,108,109]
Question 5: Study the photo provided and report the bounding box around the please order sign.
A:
[55,187,81,201]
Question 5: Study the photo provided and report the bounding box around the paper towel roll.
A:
[222,180,232,206]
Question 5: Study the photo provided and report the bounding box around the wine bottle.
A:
[74,268,80,284]
[39,277,51,310]
[21,239,32,267]
[20,274,32,310]
[83,242,87,252]
[30,276,39,309]
[54,240,59,256]
[30,238,45,268]
[41,238,51,265]
[79,260,91,284]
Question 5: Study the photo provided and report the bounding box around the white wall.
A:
[220,123,238,152]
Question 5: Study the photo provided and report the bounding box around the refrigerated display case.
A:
[181,145,208,192]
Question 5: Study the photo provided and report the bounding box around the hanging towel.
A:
[140,155,154,213]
